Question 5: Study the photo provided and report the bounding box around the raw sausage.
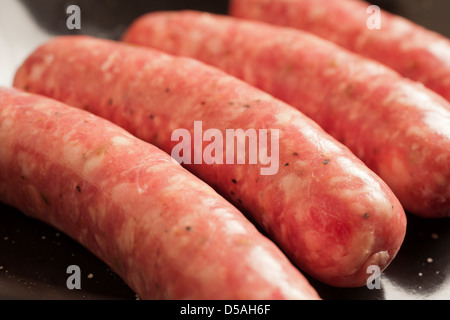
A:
[14,36,407,288]
[122,11,450,218]
[0,86,321,299]
[14,36,407,287]
[230,0,450,103]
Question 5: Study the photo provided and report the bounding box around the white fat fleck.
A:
[101,53,117,72]
[204,32,227,57]
[132,167,148,195]
[384,83,450,139]
[337,156,391,214]
[280,173,299,191]
[212,207,234,219]
[0,107,11,118]
[388,157,411,190]
[101,53,121,82]
[17,151,34,177]
[94,234,107,253]
[424,111,450,140]
[119,218,136,258]
[201,197,220,208]
[329,173,351,185]
[275,112,293,124]
[33,101,62,116]
[62,142,85,164]
[427,40,450,69]
[411,143,420,151]
[337,157,378,188]
[110,183,137,214]
[432,173,446,188]
[44,54,54,65]
[211,208,248,234]
[396,83,437,112]
[389,18,412,37]
[280,173,307,203]
[168,174,188,187]
[104,72,113,82]
[406,126,427,139]
[145,163,169,175]
[318,137,344,154]
[308,4,326,20]
[83,153,105,175]
[0,115,13,144]
[111,135,132,147]
[166,174,212,195]
[293,120,343,154]
[29,64,46,81]
[88,206,98,224]
[224,219,248,235]
[383,81,450,138]
[352,61,388,82]
[28,54,54,82]
[249,246,311,299]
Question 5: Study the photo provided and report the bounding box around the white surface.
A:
[0,0,51,87]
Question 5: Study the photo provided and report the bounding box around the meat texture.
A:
[0,87,321,299]
[122,11,450,218]
[230,0,450,102]
[14,36,407,287]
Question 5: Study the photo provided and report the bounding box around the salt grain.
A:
[427,258,433,263]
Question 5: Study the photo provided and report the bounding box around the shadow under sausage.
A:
[0,202,136,300]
